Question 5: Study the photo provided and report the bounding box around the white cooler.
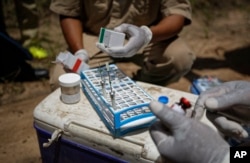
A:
[33,81,215,163]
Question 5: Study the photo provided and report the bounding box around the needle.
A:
[98,63,106,98]
[106,62,116,109]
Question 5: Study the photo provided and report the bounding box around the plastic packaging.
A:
[99,27,125,48]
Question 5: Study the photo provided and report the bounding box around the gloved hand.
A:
[149,101,229,163]
[55,49,89,74]
[192,80,250,139]
[74,49,89,62]
[96,23,152,58]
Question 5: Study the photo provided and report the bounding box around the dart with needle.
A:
[98,63,106,98]
[106,62,116,109]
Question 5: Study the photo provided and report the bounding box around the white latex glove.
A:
[74,49,89,62]
[96,23,152,58]
[55,49,89,74]
[149,101,229,163]
[192,80,250,139]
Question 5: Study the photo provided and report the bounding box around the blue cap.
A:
[158,96,169,104]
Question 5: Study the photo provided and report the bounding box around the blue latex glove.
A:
[149,101,229,163]
[96,23,152,58]
[192,80,250,139]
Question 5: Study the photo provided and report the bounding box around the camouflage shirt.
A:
[50,0,192,34]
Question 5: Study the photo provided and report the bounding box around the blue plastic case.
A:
[191,76,223,95]
[80,64,156,137]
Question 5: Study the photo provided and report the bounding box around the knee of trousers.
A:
[143,51,195,79]
[174,51,196,76]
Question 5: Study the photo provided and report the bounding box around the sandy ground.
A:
[1,6,250,163]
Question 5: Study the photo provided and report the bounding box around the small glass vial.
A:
[171,97,192,115]
[58,73,81,104]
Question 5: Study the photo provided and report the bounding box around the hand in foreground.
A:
[192,80,250,139]
[96,23,152,58]
[149,101,229,163]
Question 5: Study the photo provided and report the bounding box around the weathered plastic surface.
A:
[33,81,217,162]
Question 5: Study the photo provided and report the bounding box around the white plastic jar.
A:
[58,73,81,104]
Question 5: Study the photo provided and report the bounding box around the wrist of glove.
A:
[96,23,152,58]
[140,25,152,45]
[74,49,89,62]
[150,101,229,163]
[193,80,250,139]
[55,49,89,74]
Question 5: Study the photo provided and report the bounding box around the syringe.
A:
[158,96,191,115]
[98,63,107,98]
[106,62,116,109]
